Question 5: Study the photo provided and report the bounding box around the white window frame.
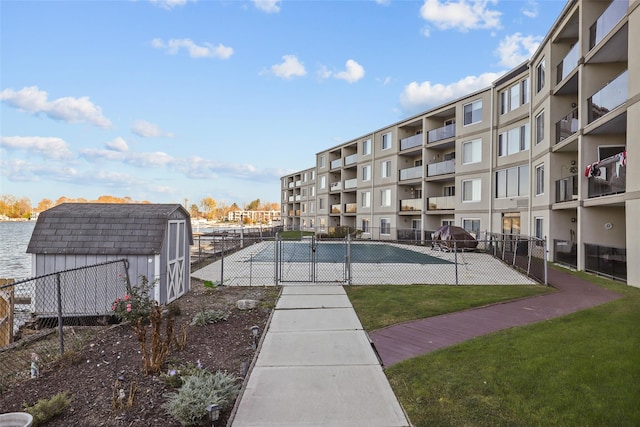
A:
[381,132,392,150]
[536,111,545,145]
[362,165,371,181]
[320,175,326,189]
[381,160,392,178]
[462,139,482,165]
[380,218,391,235]
[360,191,371,208]
[319,155,326,169]
[362,139,371,156]
[362,218,370,233]
[380,188,391,207]
[462,178,481,202]
[463,99,482,126]
[462,218,481,236]
[535,164,545,196]
[319,197,325,210]
[535,217,544,241]
[536,58,545,93]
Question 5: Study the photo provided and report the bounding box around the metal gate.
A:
[275,235,351,284]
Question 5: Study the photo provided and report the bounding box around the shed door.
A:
[167,220,186,303]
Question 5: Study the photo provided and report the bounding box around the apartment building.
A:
[281,0,639,287]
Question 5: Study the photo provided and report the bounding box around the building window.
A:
[463,99,482,125]
[443,185,455,196]
[302,203,307,213]
[362,218,370,233]
[380,218,391,235]
[310,186,315,197]
[361,191,370,208]
[535,164,545,195]
[442,219,455,227]
[500,90,508,115]
[498,124,530,157]
[522,77,530,105]
[535,217,544,241]
[495,165,529,198]
[536,58,545,93]
[362,139,371,155]
[381,160,392,178]
[362,164,371,181]
[311,170,316,180]
[510,82,521,111]
[310,219,314,227]
[380,189,391,207]
[462,139,482,164]
[462,179,481,202]
[319,198,325,210]
[462,219,480,236]
[310,201,315,213]
[381,132,392,150]
[535,111,544,144]
[319,155,326,168]
[320,175,326,189]
[303,172,307,182]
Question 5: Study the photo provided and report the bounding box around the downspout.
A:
[370,132,375,238]
[489,85,495,235]
[528,69,534,239]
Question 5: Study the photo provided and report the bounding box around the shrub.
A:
[164,370,240,426]
[190,309,228,326]
[111,276,154,324]
[24,391,71,426]
[160,361,204,388]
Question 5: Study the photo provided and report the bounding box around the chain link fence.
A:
[0,259,129,393]
[191,229,547,287]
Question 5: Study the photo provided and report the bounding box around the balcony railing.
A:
[344,178,357,189]
[400,198,422,211]
[554,240,577,269]
[427,195,455,210]
[288,196,294,202]
[427,159,455,176]
[555,175,578,203]
[588,70,628,124]
[400,133,423,151]
[288,182,294,188]
[295,195,301,201]
[589,0,627,50]
[557,43,579,83]
[330,204,341,214]
[587,153,626,198]
[330,181,342,192]
[344,203,357,214]
[427,124,455,143]
[344,154,358,166]
[330,158,342,169]
[399,165,423,181]
[585,243,626,281]
[295,180,301,187]
[556,108,579,143]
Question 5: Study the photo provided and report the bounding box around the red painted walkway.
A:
[369,268,622,367]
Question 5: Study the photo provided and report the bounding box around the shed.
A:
[26,203,193,315]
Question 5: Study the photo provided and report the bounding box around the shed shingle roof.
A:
[27,203,193,255]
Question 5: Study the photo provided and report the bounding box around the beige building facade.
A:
[281,0,640,287]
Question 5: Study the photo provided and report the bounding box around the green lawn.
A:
[347,269,640,427]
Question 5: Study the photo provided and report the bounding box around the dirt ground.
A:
[0,279,280,426]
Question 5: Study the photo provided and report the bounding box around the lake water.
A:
[0,221,36,282]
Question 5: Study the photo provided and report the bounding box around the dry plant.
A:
[133,303,174,375]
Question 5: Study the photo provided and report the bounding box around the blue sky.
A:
[1,0,566,208]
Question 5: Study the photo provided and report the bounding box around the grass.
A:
[278,230,314,239]
[345,284,552,331]
[348,267,640,426]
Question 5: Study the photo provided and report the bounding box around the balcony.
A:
[555,108,579,143]
[344,178,358,189]
[587,153,626,198]
[399,165,423,181]
[344,154,358,166]
[295,195,301,201]
[589,0,627,50]
[330,158,342,169]
[288,196,294,202]
[288,210,294,216]
[330,181,342,192]
[400,198,422,212]
[557,43,579,83]
[295,180,301,187]
[554,240,577,269]
[344,203,357,214]
[427,159,455,177]
[427,196,455,210]
[585,243,626,281]
[555,175,578,203]
[588,70,628,124]
[288,182,294,188]
[427,124,455,143]
[330,204,341,214]
[400,133,423,151]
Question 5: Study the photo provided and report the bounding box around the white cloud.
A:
[400,71,504,112]
[126,151,175,167]
[149,0,194,9]
[152,38,233,59]
[253,0,280,13]
[270,55,307,79]
[0,86,112,128]
[495,33,542,68]
[334,60,365,83]
[375,0,391,5]
[420,0,502,32]
[131,120,174,138]
[105,137,129,152]
[522,0,539,18]
[0,136,74,160]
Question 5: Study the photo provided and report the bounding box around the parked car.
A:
[431,225,478,251]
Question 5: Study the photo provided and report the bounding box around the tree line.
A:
[0,194,280,221]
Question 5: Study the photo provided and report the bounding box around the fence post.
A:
[274,232,280,285]
[56,273,64,355]
[544,237,548,286]
[346,234,352,285]
[220,236,225,287]
[454,241,459,286]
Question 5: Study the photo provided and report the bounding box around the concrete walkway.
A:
[230,285,409,427]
